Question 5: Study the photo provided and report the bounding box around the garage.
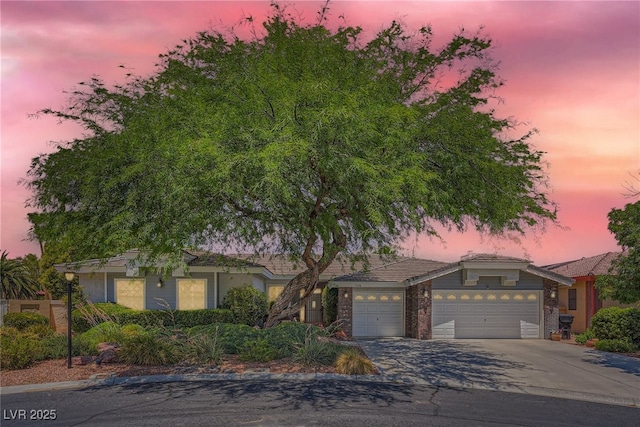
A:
[432,290,541,339]
[352,290,404,337]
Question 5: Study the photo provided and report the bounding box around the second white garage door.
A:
[432,290,541,339]
[352,290,404,337]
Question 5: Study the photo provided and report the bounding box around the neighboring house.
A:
[543,252,634,334]
[59,251,573,339]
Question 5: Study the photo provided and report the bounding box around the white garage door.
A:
[352,290,404,337]
[432,290,541,339]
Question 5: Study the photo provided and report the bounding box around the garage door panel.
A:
[432,290,541,339]
[352,291,404,337]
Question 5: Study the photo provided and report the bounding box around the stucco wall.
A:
[78,273,106,303]
[432,270,544,290]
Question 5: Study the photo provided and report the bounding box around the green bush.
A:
[72,302,134,333]
[119,334,179,365]
[216,323,261,353]
[594,339,637,353]
[322,286,338,325]
[173,309,234,328]
[591,307,640,345]
[121,324,146,338]
[72,334,100,356]
[239,337,279,362]
[575,329,595,345]
[40,334,68,360]
[222,286,268,326]
[183,328,223,365]
[23,323,56,339]
[263,322,320,358]
[0,332,43,370]
[292,335,343,367]
[81,321,126,348]
[4,312,50,331]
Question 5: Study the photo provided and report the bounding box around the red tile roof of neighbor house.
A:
[543,252,621,277]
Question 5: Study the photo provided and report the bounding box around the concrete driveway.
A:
[357,338,640,407]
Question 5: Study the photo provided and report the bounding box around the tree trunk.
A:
[264,264,320,328]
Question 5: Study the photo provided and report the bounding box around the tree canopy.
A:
[26,3,556,325]
[596,200,640,304]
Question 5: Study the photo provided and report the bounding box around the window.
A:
[177,278,207,310]
[568,289,577,310]
[115,278,145,310]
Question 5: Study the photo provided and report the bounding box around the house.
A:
[57,250,395,323]
[59,251,573,339]
[543,252,634,333]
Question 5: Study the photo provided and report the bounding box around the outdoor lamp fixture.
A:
[423,287,429,298]
[157,278,163,288]
[64,270,75,369]
[550,290,557,299]
[343,290,349,299]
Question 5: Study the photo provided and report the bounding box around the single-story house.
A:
[60,251,573,339]
[543,252,634,333]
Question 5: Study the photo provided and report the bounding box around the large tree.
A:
[26,3,556,326]
[596,200,640,304]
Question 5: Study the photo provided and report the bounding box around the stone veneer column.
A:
[337,287,353,337]
[416,281,432,340]
[543,279,559,339]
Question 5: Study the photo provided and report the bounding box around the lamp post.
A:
[64,270,75,369]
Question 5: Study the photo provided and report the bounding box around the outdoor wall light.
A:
[550,290,557,299]
[423,287,429,298]
[157,279,163,288]
[343,290,349,299]
[64,270,75,369]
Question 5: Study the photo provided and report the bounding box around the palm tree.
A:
[0,251,42,299]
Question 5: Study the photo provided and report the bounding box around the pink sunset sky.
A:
[1,1,638,266]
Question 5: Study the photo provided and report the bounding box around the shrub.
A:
[221,286,268,326]
[594,339,637,353]
[119,334,180,365]
[72,302,133,333]
[591,307,640,345]
[215,323,261,353]
[239,337,279,362]
[263,322,323,358]
[4,312,49,331]
[81,321,126,348]
[40,334,68,360]
[334,348,376,375]
[173,309,234,328]
[72,334,100,356]
[322,286,338,325]
[0,332,42,370]
[23,323,56,339]
[292,334,343,367]
[121,324,146,338]
[183,328,223,365]
[575,329,595,345]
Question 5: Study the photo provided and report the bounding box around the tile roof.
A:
[543,252,621,277]
[333,258,449,282]
[188,252,407,278]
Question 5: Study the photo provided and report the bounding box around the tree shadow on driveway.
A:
[582,350,640,377]
[358,338,528,388]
